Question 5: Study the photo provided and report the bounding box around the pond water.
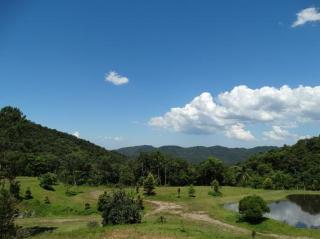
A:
[224,194,320,229]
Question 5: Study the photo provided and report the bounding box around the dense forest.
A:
[243,138,320,190]
[1,106,320,190]
[117,145,276,164]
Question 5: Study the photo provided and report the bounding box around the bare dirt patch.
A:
[146,200,311,239]
[102,228,176,239]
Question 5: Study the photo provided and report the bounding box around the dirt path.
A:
[146,200,311,239]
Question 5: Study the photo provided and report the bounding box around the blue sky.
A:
[1,0,320,149]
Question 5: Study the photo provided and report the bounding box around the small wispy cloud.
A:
[104,136,123,142]
[73,131,80,138]
[105,71,129,85]
[263,126,296,141]
[292,7,320,27]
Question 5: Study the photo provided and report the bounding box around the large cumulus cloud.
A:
[149,85,320,141]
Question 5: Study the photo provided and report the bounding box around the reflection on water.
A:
[224,194,320,229]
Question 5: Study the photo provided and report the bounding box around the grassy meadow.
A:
[15,177,320,239]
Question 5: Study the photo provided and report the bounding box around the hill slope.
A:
[0,106,126,184]
[117,145,276,164]
[244,135,320,190]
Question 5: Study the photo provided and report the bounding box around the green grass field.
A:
[15,177,320,238]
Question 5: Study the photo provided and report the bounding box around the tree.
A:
[0,187,17,239]
[197,157,224,185]
[24,187,33,200]
[100,190,142,225]
[210,179,221,196]
[239,195,270,223]
[9,181,20,200]
[97,191,110,212]
[39,173,58,191]
[188,184,196,197]
[143,173,156,195]
[262,178,273,190]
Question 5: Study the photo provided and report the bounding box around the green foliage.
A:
[0,106,127,186]
[188,184,196,197]
[197,157,224,185]
[38,173,58,191]
[84,203,91,210]
[136,195,144,210]
[143,173,156,195]
[100,190,142,225]
[118,145,276,165]
[209,179,222,196]
[44,196,50,204]
[86,220,99,229]
[24,187,33,200]
[134,151,195,186]
[244,136,320,190]
[9,181,20,200]
[239,195,270,223]
[97,191,110,212]
[262,178,273,189]
[65,188,79,197]
[0,187,17,239]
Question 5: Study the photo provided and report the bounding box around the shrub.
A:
[85,203,91,210]
[239,195,270,223]
[210,179,222,196]
[136,195,144,210]
[87,220,99,229]
[44,196,50,204]
[24,187,33,200]
[39,173,58,191]
[97,191,110,212]
[143,173,156,195]
[0,187,17,238]
[100,190,142,225]
[262,178,273,190]
[9,181,20,200]
[65,187,79,197]
[188,184,196,197]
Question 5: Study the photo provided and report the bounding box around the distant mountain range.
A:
[116,145,277,164]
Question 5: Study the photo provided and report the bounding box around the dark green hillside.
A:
[244,136,320,190]
[117,145,276,164]
[0,106,127,184]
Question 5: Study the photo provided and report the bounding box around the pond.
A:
[224,194,320,229]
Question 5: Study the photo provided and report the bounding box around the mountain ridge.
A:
[117,145,277,164]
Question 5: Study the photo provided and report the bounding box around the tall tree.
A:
[0,187,17,239]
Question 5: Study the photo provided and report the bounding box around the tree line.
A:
[1,106,320,191]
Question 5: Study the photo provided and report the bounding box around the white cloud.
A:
[105,71,129,85]
[149,85,320,141]
[292,7,320,27]
[263,126,296,141]
[73,131,80,138]
[226,123,255,141]
[299,135,312,140]
[105,136,123,142]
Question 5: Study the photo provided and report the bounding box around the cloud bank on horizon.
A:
[149,85,320,141]
[292,7,320,27]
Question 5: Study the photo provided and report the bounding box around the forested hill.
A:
[117,145,277,164]
[244,135,320,190]
[0,106,127,184]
